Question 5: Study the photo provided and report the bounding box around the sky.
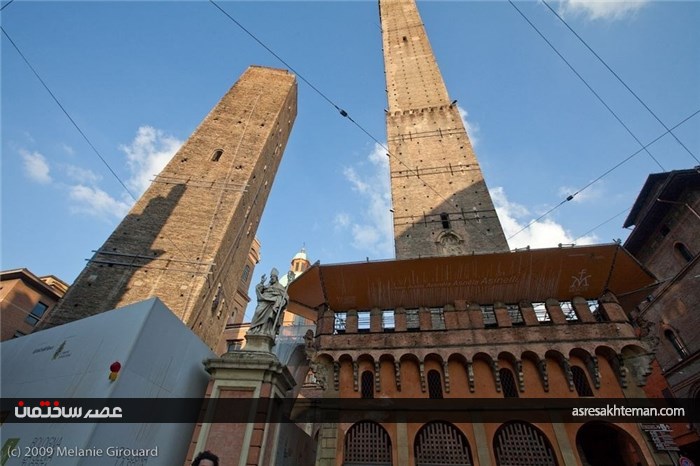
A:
[2,0,699,320]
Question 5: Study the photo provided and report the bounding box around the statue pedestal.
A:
[244,332,276,353]
[184,350,296,466]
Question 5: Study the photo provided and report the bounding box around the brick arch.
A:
[595,345,627,389]
[344,420,392,466]
[576,421,648,466]
[569,348,600,390]
[472,352,498,394]
[398,353,423,396]
[494,421,558,465]
[414,421,473,466]
[522,350,548,392]
[545,349,574,393]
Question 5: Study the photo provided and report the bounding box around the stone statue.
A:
[247,268,289,337]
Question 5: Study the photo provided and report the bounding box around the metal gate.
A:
[344,421,392,466]
[415,421,472,466]
[494,422,558,466]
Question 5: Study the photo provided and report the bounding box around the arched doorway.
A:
[494,421,557,465]
[415,421,473,465]
[344,421,392,466]
[576,422,647,466]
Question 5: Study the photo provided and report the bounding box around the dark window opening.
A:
[572,366,593,396]
[665,329,689,359]
[675,242,694,263]
[480,305,497,328]
[499,368,519,398]
[427,370,443,399]
[430,308,445,330]
[440,212,450,229]
[406,309,420,331]
[506,304,524,326]
[211,149,223,161]
[241,265,250,283]
[361,371,374,399]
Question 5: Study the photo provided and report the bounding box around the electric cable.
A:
[508,0,665,171]
[508,109,699,240]
[540,0,699,165]
[208,0,508,251]
[2,26,193,262]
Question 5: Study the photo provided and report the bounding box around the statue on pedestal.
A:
[247,268,292,338]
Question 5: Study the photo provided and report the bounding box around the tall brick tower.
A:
[381,0,509,259]
[40,66,297,348]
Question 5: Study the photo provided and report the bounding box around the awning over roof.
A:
[286,245,657,320]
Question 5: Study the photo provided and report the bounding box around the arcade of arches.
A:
[342,419,647,466]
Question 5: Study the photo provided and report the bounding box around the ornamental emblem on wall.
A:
[569,269,591,293]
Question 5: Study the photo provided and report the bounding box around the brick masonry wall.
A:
[41,66,297,348]
[381,0,508,259]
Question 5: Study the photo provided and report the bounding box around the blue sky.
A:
[2,1,699,319]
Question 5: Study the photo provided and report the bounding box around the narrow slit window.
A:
[427,370,443,399]
[440,212,450,229]
[211,149,223,161]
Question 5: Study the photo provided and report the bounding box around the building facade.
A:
[624,168,700,459]
[283,1,672,464]
[39,66,297,348]
[0,268,68,341]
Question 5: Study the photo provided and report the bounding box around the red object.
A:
[110,362,121,373]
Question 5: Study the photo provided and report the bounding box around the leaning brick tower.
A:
[40,66,297,348]
[381,0,509,258]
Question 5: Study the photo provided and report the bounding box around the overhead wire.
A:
[508,109,700,241]
[1,26,192,262]
[573,207,631,243]
[208,0,507,251]
[507,0,665,171]
[0,0,15,12]
[540,0,699,165]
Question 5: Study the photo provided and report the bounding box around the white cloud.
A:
[68,184,131,220]
[339,143,393,256]
[20,149,52,184]
[491,186,597,248]
[457,105,479,147]
[65,165,102,185]
[63,125,181,220]
[60,143,75,156]
[334,213,350,229]
[557,0,649,21]
[120,126,183,196]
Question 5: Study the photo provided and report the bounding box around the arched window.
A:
[571,366,593,397]
[211,149,223,161]
[665,329,689,359]
[499,368,519,398]
[675,242,694,263]
[427,370,443,399]
[344,421,392,466]
[415,421,472,466]
[494,421,557,466]
[361,371,374,399]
